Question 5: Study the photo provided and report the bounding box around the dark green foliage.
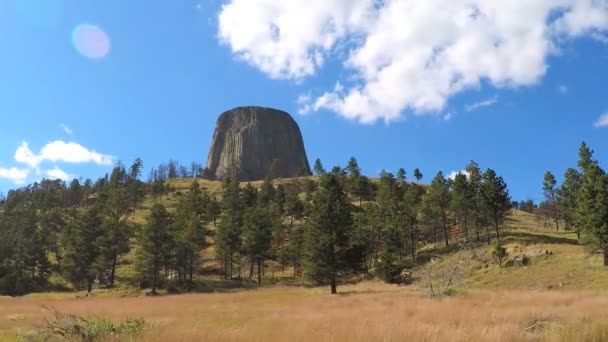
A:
[557,168,582,235]
[304,172,353,294]
[313,158,325,176]
[243,205,273,284]
[425,171,451,247]
[173,181,209,290]
[61,206,105,293]
[451,172,473,238]
[481,168,511,243]
[413,168,423,182]
[573,142,608,265]
[136,203,174,294]
[215,178,244,279]
[542,171,560,231]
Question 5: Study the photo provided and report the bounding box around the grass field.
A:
[3,282,608,341]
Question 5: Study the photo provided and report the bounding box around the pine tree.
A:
[557,168,582,237]
[136,203,174,294]
[426,171,451,247]
[413,168,423,183]
[542,171,560,231]
[403,182,424,262]
[376,172,404,281]
[99,165,133,287]
[304,172,353,294]
[397,168,407,182]
[466,161,484,242]
[215,179,243,279]
[451,172,473,239]
[173,181,209,291]
[313,158,325,176]
[574,143,608,265]
[480,169,511,243]
[243,205,273,284]
[62,206,105,293]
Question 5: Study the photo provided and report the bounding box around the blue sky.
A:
[1,0,608,202]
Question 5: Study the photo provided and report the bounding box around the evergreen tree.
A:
[575,143,608,265]
[375,172,404,281]
[480,169,511,243]
[313,158,325,176]
[397,168,407,182]
[304,172,353,294]
[403,182,424,262]
[451,172,473,239]
[243,205,273,284]
[99,164,133,287]
[173,181,209,291]
[62,206,105,293]
[136,203,174,294]
[215,179,243,279]
[557,168,582,237]
[426,171,452,247]
[542,171,560,231]
[413,168,423,183]
[466,161,484,242]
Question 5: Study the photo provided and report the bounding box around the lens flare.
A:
[72,24,111,60]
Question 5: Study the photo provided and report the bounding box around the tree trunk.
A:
[410,219,416,263]
[577,230,581,240]
[152,263,158,294]
[109,252,118,287]
[443,215,449,247]
[330,273,337,294]
[188,252,194,292]
[249,258,254,279]
[603,247,608,267]
[257,259,262,285]
[494,216,501,243]
[485,225,491,245]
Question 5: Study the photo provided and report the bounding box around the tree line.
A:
[0,156,511,295]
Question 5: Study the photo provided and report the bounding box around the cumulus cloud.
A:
[448,170,470,180]
[594,112,608,128]
[218,0,608,123]
[465,96,498,112]
[0,167,29,185]
[15,141,114,168]
[45,166,73,181]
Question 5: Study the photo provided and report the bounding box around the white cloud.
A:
[217,0,608,123]
[15,141,114,168]
[0,167,29,185]
[60,124,73,135]
[558,85,569,95]
[594,112,608,128]
[448,170,470,180]
[443,111,455,121]
[465,96,498,112]
[45,166,73,181]
[592,32,608,44]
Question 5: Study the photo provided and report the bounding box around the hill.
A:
[3,176,608,340]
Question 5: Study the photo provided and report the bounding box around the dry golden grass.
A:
[2,282,608,341]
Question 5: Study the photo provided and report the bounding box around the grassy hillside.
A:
[4,178,608,340]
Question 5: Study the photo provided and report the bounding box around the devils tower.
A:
[205,106,312,181]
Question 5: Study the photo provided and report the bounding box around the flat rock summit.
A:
[205,106,312,181]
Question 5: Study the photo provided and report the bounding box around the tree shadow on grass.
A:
[501,231,579,246]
